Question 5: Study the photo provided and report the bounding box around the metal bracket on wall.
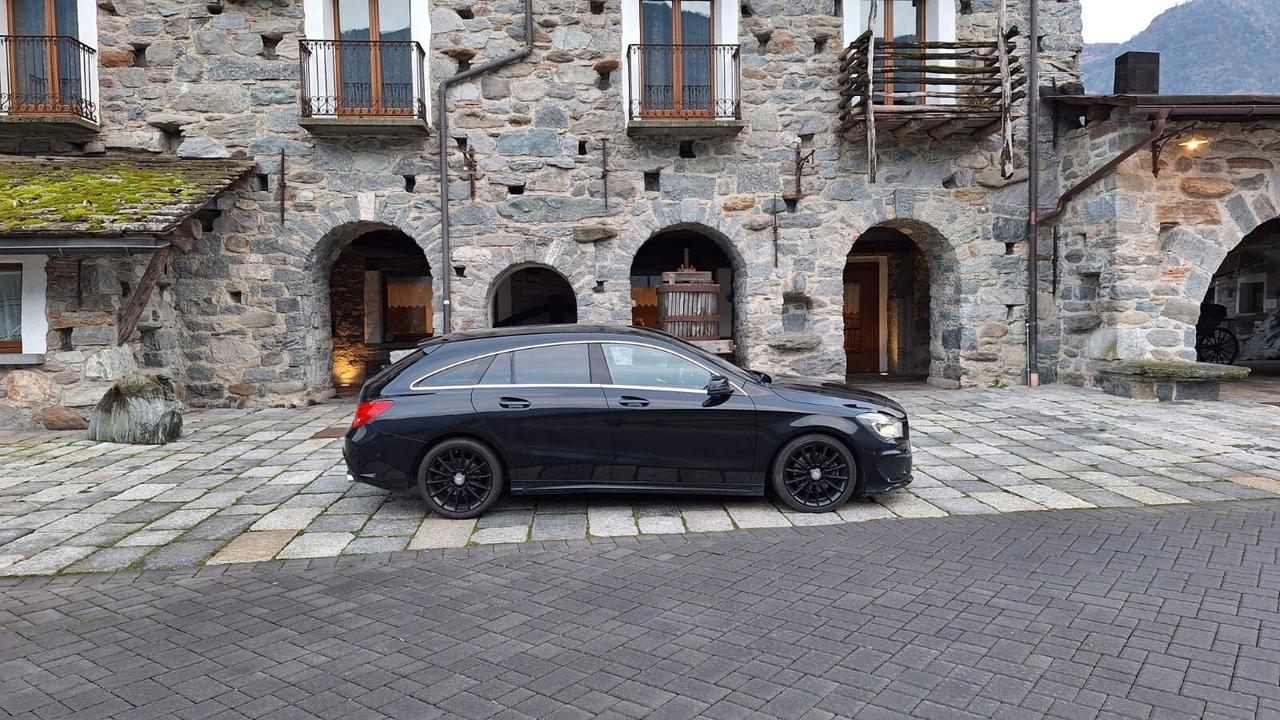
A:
[1150,122,1197,177]
[278,150,286,225]
[601,138,610,209]
[771,193,780,268]
[788,144,816,201]
[463,147,478,200]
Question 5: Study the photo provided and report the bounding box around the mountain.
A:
[1083,0,1280,95]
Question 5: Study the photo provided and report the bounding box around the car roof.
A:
[419,325,671,346]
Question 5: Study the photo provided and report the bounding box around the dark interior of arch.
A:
[630,229,735,340]
[846,226,932,377]
[493,267,578,327]
[329,229,432,391]
[1198,216,1280,364]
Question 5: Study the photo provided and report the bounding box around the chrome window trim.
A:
[408,338,744,393]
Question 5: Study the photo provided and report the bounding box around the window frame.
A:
[0,262,22,353]
[380,270,433,343]
[408,339,742,393]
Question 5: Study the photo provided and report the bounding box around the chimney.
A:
[1114,51,1160,95]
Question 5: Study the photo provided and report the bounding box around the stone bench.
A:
[1096,360,1250,402]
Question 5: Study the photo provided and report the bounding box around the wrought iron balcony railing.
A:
[0,35,98,123]
[627,44,740,122]
[300,38,427,121]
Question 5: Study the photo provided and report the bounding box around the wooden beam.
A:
[162,218,204,252]
[117,246,171,345]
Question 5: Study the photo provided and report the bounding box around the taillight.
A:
[351,399,394,429]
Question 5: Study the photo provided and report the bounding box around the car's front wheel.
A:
[417,438,504,519]
[771,434,857,513]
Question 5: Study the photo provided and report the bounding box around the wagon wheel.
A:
[1196,327,1239,365]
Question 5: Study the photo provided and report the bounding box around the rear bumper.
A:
[343,428,417,491]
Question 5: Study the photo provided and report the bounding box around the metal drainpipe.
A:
[437,0,535,333]
[1025,0,1041,387]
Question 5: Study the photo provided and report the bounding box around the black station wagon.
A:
[344,326,912,518]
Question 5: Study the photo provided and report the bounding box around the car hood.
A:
[767,375,907,417]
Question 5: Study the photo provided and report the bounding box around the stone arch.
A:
[626,221,750,359]
[302,218,438,395]
[1146,177,1280,363]
[845,218,965,385]
[486,262,579,327]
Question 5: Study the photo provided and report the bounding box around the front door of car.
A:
[471,343,614,488]
[598,342,757,488]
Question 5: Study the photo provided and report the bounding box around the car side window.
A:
[419,356,493,387]
[479,353,512,385]
[602,343,712,391]
[512,344,591,385]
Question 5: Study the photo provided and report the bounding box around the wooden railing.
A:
[837,21,1021,182]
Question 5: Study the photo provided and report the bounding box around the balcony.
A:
[626,44,744,137]
[0,35,98,135]
[299,38,429,136]
[837,26,1023,179]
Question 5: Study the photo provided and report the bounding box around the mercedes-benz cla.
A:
[344,326,912,518]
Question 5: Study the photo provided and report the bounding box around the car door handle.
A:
[618,396,650,408]
[498,397,531,409]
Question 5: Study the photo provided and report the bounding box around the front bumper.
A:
[861,443,913,495]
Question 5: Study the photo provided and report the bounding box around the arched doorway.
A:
[329,229,432,390]
[491,265,578,327]
[630,227,737,354]
[845,226,933,379]
[1195,216,1280,370]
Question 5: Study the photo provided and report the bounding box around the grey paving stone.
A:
[138,541,224,570]
[531,513,588,541]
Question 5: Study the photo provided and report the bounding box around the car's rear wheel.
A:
[417,438,504,519]
[771,434,857,513]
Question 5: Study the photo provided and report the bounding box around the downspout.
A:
[437,0,535,333]
[1025,0,1040,387]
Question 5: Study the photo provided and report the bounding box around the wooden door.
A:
[843,263,880,374]
[639,0,714,117]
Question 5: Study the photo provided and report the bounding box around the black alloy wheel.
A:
[772,434,857,513]
[1196,327,1239,365]
[417,438,504,519]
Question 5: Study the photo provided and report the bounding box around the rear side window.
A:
[480,353,512,384]
[418,356,492,388]
[512,344,590,385]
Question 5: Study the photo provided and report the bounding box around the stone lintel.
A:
[299,116,432,137]
[625,119,747,138]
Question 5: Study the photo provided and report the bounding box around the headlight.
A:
[857,411,904,441]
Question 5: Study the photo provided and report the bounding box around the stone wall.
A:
[0,254,175,428]
[3,0,1088,410]
[1054,110,1280,385]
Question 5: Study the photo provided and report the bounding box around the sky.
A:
[1080,0,1189,44]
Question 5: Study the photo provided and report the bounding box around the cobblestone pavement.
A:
[3,500,1280,719]
[1,385,1279,576]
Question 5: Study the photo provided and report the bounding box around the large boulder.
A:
[87,374,183,444]
[4,370,59,408]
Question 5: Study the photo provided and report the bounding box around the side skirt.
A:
[509,482,765,497]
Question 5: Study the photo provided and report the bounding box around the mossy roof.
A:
[0,156,255,237]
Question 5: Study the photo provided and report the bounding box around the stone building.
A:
[0,0,1276,428]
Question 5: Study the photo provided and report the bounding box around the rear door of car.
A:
[471,342,615,489]
[597,342,757,489]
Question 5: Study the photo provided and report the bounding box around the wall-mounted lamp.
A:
[1151,123,1205,176]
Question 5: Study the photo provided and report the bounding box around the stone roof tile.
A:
[0,156,255,237]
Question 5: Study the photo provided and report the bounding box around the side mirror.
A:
[707,375,733,398]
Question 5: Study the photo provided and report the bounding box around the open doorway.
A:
[631,227,737,355]
[329,229,432,391]
[1196,217,1280,400]
[492,265,578,327]
[845,227,931,379]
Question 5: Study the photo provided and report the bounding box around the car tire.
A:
[770,434,858,513]
[417,438,505,519]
